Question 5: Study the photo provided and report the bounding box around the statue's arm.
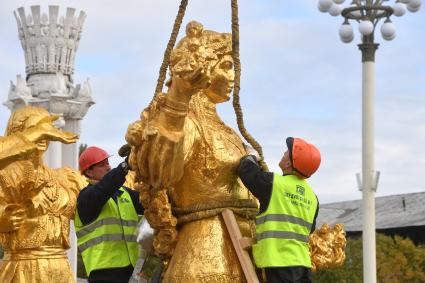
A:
[126,51,208,188]
[0,168,26,235]
[57,167,88,193]
[128,114,196,189]
[0,115,78,169]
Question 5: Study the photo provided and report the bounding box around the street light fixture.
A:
[317,0,421,282]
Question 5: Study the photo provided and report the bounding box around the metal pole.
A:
[319,0,418,281]
[359,35,378,283]
[362,60,377,283]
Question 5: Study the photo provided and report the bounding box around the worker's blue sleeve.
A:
[77,164,143,225]
[237,155,274,214]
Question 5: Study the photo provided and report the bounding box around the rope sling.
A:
[151,0,269,171]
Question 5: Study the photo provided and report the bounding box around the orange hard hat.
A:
[79,146,111,173]
[286,137,321,178]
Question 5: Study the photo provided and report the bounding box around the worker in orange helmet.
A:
[238,137,321,283]
[75,146,144,283]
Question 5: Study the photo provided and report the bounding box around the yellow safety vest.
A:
[253,174,318,268]
[74,188,139,276]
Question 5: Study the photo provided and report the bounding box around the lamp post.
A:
[317,0,421,282]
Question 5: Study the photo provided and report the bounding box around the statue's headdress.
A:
[6,106,49,136]
[170,21,232,79]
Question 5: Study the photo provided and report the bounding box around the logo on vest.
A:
[284,185,312,210]
[120,198,130,203]
[296,185,305,196]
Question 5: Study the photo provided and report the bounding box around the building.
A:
[316,191,425,244]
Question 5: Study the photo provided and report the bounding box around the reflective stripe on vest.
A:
[78,233,138,253]
[74,187,139,276]
[76,217,139,238]
[256,230,309,243]
[256,214,313,231]
[253,174,318,268]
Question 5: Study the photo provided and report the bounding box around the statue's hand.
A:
[171,66,211,101]
[65,169,88,189]
[24,115,78,144]
[0,203,25,232]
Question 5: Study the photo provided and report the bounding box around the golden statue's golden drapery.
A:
[309,223,347,272]
[126,21,258,282]
[0,106,87,283]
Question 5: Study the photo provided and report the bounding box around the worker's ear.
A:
[84,169,93,179]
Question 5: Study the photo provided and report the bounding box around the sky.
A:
[0,0,424,204]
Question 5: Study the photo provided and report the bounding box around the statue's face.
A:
[36,140,49,152]
[205,55,234,104]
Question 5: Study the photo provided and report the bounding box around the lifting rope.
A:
[230,0,268,171]
[151,0,269,171]
[150,0,188,109]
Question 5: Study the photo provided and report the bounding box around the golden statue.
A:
[0,106,87,283]
[125,21,258,282]
[309,223,347,272]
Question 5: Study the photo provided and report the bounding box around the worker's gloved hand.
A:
[0,204,25,232]
[120,158,131,173]
[119,144,136,173]
[243,144,262,161]
[125,156,132,171]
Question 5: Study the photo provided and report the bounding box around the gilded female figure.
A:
[0,106,86,283]
[126,21,258,282]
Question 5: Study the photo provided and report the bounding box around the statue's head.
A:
[170,21,234,104]
[6,106,50,152]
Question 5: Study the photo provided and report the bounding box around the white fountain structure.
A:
[3,5,95,278]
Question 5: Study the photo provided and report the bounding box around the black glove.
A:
[243,144,262,161]
[118,144,133,173]
[120,157,131,173]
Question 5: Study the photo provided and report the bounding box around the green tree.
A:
[313,234,425,283]
[377,235,425,283]
[79,143,87,157]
